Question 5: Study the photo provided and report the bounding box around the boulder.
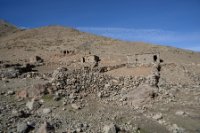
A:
[30,56,43,64]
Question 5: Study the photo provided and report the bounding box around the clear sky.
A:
[0,0,200,51]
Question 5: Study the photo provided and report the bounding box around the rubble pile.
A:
[0,63,34,79]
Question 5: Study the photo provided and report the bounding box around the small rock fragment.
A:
[71,104,81,110]
[152,113,163,120]
[7,90,15,95]
[175,110,185,116]
[103,123,116,133]
[37,122,48,133]
[17,122,28,133]
[16,89,28,99]
[26,98,41,110]
[42,108,52,114]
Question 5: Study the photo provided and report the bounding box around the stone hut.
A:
[81,55,100,67]
[127,53,160,66]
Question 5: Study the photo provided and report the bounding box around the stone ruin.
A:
[127,53,160,67]
[60,49,75,56]
[81,55,100,67]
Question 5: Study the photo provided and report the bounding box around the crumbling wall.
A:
[127,53,160,67]
[81,55,100,67]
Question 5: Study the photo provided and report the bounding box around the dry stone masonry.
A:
[127,53,160,67]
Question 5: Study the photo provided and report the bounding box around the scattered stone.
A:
[63,101,67,105]
[29,84,49,98]
[43,108,52,114]
[52,67,67,81]
[26,98,41,110]
[103,123,116,133]
[16,89,29,99]
[71,104,81,110]
[175,110,185,116]
[76,128,82,132]
[37,122,48,133]
[0,91,5,95]
[53,95,61,101]
[0,68,20,78]
[152,113,163,120]
[169,124,185,133]
[12,110,30,118]
[30,56,43,64]
[7,90,15,95]
[97,92,103,98]
[27,121,35,128]
[17,122,29,133]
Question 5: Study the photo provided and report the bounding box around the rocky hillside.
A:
[0,20,200,65]
[0,20,200,133]
[0,19,19,38]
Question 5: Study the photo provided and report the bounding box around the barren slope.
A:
[0,21,200,133]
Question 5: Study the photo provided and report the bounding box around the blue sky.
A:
[0,0,200,51]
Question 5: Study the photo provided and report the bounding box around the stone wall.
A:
[81,55,100,67]
[127,53,160,66]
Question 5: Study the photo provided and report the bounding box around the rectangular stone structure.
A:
[127,53,160,66]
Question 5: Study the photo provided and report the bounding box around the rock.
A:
[30,56,43,64]
[53,95,60,101]
[63,101,67,105]
[17,122,28,133]
[71,104,81,110]
[105,84,111,89]
[76,128,82,132]
[7,90,15,95]
[37,122,48,133]
[152,113,163,120]
[26,98,41,110]
[27,121,35,128]
[175,110,185,116]
[81,55,100,67]
[103,123,116,133]
[0,68,20,78]
[29,84,48,98]
[169,124,185,133]
[52,67,67,80]
[16,89,29,99]
[42,108,52,114]
[97,92,103,98]
[12,110,30,118]
[17,84,48,100]
[37,122,54,133]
